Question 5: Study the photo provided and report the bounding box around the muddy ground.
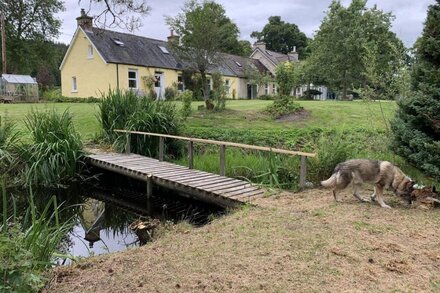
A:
[45,188,440,292]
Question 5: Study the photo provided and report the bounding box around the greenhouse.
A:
[0,74,39,102]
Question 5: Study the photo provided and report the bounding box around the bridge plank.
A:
[86,152,265,206]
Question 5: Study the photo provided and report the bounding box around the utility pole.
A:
[0,12,6,74]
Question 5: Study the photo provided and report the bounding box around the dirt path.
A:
[46,189,440,292]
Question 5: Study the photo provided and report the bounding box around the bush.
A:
[42,88,100,103]
[19,109,84,188]
[307,133,355,183]
[212,73,227,111]
[99,89,182,159]
[178,90,193,119]
[264,96,303,118]
[164,86,178,100]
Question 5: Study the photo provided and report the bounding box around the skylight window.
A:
[266,50,273,56]
[112,38,125,47]
[235,61,242,67]
[159,46,169,54]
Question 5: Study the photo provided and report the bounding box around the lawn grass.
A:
[187,100,396,131]
[0,100,396,139]
[0,103,99,140]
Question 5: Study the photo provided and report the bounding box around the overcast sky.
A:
[56,0,435,48]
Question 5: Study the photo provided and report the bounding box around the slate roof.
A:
[83,28,265,78]
[84,28,264,77]
[221,53,268,78]
[261,49,291,65]
[85,28,184,70]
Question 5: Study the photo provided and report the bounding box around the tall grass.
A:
[19,109,84,188]
[0,116,19,173]
[99,89,182,158]
[175,148,301,190]
[0,184,73,292]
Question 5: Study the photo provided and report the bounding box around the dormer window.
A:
[87,45,93,59]
[158,46,169,54]
[112,38,125,47]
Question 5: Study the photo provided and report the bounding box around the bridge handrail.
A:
[114,129,316,158]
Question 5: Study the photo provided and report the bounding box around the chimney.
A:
[253,41,266,51]
[76,9,93,31]
[288,46,299,62]
[167,30,179,45]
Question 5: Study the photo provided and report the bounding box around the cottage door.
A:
[154,72,164,100]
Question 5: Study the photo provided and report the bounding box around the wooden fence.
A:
[115,129,316,189]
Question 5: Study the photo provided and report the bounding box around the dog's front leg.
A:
[374,185,392,209]
[371,187,377,202]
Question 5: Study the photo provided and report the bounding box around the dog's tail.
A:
[321,173,338,188]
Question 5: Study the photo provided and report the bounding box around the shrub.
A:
[264,96,303,118]
[42,88,100,103]
[99,89,182,159]
[212,73,227,111]
[164,86,178,100]
[178,90,193,119]
[19,109,84,188]
[308,132,355,183]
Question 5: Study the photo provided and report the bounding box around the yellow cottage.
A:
[61,10,311,100]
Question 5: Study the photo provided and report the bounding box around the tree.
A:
[166,0,238,108]
[80,0,150,31]
[251,16,308,57]
[391,1,440,180]
[307,0,405,99]
[275,61,303,96]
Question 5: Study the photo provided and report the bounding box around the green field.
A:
[0,100,396,140]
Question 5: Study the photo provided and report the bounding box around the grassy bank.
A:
[45,190,440,292]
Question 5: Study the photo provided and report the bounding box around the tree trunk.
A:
[342,70,348,100]
[200,71,213,109]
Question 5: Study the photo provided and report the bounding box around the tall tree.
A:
[391,1,440,180]
[251,16,308,57]
[1,0,64,74]
[307,0,405,99]
[80,0,150,31]
[166,0,240,107]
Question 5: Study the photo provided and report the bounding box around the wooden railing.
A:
[115,129,316,189]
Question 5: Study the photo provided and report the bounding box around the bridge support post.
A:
[125,133,131,154]
[146,175,152,214]
[188,141,194,169]
[299,155,307,190]
[159,137,164,161]
[219,144,226,176]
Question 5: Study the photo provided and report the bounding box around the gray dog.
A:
[321,159,415,209]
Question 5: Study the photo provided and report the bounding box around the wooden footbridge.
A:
[87,130,316,208]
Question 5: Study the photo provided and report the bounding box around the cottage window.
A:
[225,79,230,92]
[265,83,269,95]
[87,45,93,59]
[272,83,277,94]
[177,75,184,91]
[72,77,77,92]
[128,69,138,89]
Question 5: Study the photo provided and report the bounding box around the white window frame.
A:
[128,69,138,89]
[272,83,277,94]
[72,76,77,92]
[87,45,93,59]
